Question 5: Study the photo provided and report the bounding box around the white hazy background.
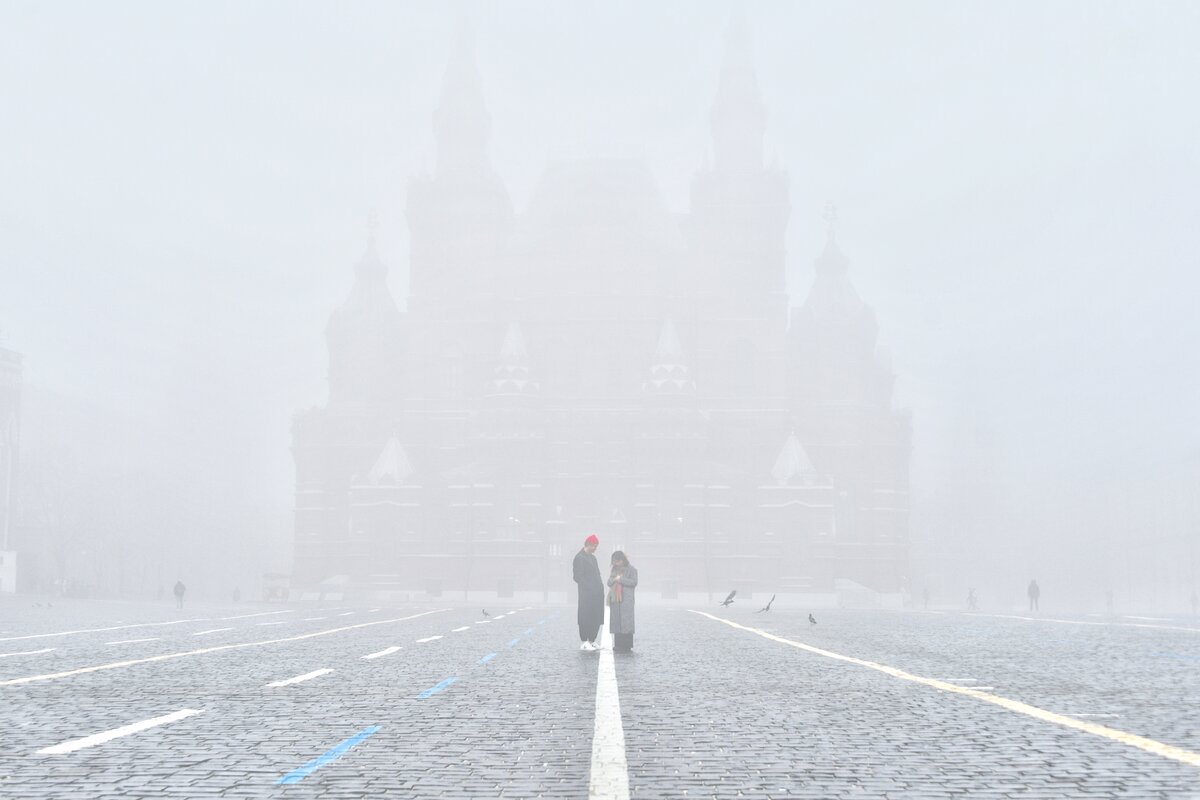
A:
[2,1,1198,607]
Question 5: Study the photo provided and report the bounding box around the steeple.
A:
[771,431,816,485]
[325,218,404,406]
[367,436,414,486]
[433,20,490,177]
[643,319,696,396]
[488,321,539,397]
[710,14,766,174]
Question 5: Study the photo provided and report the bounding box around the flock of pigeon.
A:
[720,590,817,624]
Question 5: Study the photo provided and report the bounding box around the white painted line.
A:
[265,668,334,688]
[37,709,204,755]
[191,628,234,636]
[335,612,355,617]
[257,621,288,626]
[367,608,381,613]
[0,648,55,658]
[362,646,401,660]
[589,605,629,799]
[1066,713,1122,719]
[0,610,294,644]
[692,610,1200,770]
[475,620,490,625]
[415,635,443,643]
[106,638,159,645]
[451,626,471,632]
[216,610,294,621]
[1123,615,1170,622]
[937,678,977,683]
[301,617,327,621]
[0,609,449,688]
[976,612,1200,634]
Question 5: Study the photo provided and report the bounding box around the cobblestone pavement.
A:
[1,598,1198,798]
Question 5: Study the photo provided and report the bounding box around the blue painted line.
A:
[417,676,458,699]
[524,628,533,635]
[479,653,497,664]
[507,638,520,648]
[538,619,546,625]
[276,725,380,785]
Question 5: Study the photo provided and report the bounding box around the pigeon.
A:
[756,594,776,613]
[482,609,490,618]
[720,590,736,607]
[808,613,817,625]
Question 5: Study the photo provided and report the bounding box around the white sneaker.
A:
[580,642,590,651]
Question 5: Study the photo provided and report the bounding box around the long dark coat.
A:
[573,549,604,630]
[606,565,638,635]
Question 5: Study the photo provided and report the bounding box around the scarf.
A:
[609,577,623,605]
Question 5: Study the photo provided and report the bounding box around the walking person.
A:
[1027,579,1040,612]
[607,551,638,653]
[173,580,186,610]
[573,535,604,651]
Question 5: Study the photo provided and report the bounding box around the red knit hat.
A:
[584,534,600,546]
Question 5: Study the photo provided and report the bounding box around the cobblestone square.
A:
[2,599,1199,798]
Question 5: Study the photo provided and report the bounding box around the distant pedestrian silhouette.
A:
[967,588,978,611]
[173,580,186,610]
[1027,579,1040,612]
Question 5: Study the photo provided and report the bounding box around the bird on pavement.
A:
[756,594,776,613]
[720,590,736,607]
[482,609,490,618]
[808,613,817,625]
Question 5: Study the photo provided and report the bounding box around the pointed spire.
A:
[368,436,414,486]
[771,432,816,485]
[815,206,849,277]
[710,13,766,173]
[643,319,696,395]
[499,320,529,361]
[654,319,683,361]
[433,19,491,176]
[489,321,539,397]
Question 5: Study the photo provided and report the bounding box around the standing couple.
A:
[572,534,638,653]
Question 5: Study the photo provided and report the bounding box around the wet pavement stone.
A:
[0,598,1198,798]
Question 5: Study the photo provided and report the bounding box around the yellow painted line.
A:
[690,610,1200,769]
[0,609,449,688]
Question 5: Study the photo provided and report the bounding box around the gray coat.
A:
[606,565,638,635]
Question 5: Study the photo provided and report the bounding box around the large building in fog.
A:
[292,23,910,601]
[0,346,22,591]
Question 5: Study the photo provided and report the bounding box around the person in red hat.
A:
[572,534,604,651]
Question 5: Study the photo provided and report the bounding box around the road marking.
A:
[257,621,288,626]
[367,608,381,613]
[36,708,203,755]
[507,638,520,648]
[417,676,457,699]
[589,605,629,799]
[415,635,443,643]
[335,612,355,617]
[976,612,1200,634]
[302,617,327,621]
[475,620,490,625]
[191,628,234,636]
[0,610,294,644]
[362,646,401,660]
[692,610,1200,769]
[0,609,448,688]
[265,668,333,687]
[0,648,55,659]
[276,725,379,785]
[217,610,294,621]
[106,638,159,645]
[1124,615,1171,621]
[451,626,471,632]
[479,653,497,664]
[1066,713,1122,719]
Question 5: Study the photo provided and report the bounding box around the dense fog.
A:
[1,1,1197,611]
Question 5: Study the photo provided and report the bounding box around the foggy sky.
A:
[2,1,1198,602]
